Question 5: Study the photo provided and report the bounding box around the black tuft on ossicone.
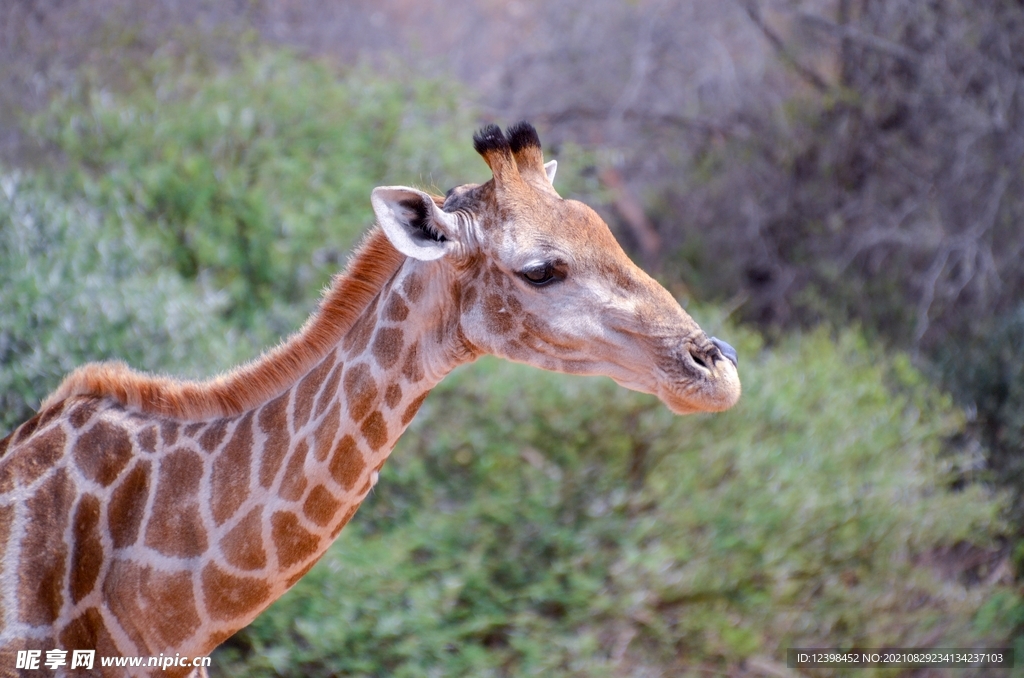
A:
[473,124,510,156]
[506,121,541,153]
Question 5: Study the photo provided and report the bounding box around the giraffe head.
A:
[371,122,740,414]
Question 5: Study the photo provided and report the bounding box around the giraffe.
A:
[0,122,740,676]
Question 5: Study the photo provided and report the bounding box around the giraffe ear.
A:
[371,187,461,261]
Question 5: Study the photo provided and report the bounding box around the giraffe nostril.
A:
[690,351,709,370]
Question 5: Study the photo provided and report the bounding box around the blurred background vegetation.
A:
[1,0,1022,675]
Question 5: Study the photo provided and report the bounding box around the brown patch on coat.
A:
[70,493,104,603]
[271,511,320,569]
[384,383,403,409]
[278,440,309,502]
[303,484,341,527]
[258,392,290,488]
[198,418,230,453]
[104,559,201,649]
[402,272,424,303]
[385,294,410,322]
[0,425,65,493]
[360,411,388,451]
[401,341,424,383]
[199,561,270,622]
[484,293,516,334]
[221,505,267,571]
[293,356,335,430]
[59,607,122,665]
[314,362,344,419]
[69,397,101,428]
[343,363,378,423]
[313,401,341,462]
[73,420,134,487]
[108,460,151,549]
[161,420,179,446]
[328,435,365,490]
[19,468,73,625]
[401,393,430,426]
[184,422,205,438]
[343,296,379,356]
[137,425,158,453]
[372,327,405,370]
[210,411,253,526]
[144,448,208,557]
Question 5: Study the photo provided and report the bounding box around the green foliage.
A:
[33,48,481,328]
[216,326,1014,677]
[0,171,248,435]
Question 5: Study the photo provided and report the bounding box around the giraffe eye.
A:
[519,262,562,286]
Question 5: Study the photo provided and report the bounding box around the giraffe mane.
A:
[41,226,405,421]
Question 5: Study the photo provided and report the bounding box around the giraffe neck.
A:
[0,257,474,665]
[189,259,470,651]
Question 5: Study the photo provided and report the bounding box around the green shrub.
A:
[0,171,248,434]
[215,325,1014,677]
[33,48,480,328]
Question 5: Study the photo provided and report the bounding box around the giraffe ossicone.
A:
[0,122,739,675]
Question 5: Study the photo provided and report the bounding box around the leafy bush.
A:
[32,48,481,328]
[215,325,1015,677]
[0,171,247,434]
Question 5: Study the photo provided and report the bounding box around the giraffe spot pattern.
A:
[384,383,403,409]
[303,484,341,527]
[343,363,378,423]
[221,505,267,571]
[35,398,68,431]
[144,448,208,557]
[313,401,341,462]
[372,327,405,370]
[183,422,205,439]
[69,398,100,429]
[385,293,410,321]
[402,393,430,426]
[401,341,424,383]
[160,420,180,446]
[294,356,335,430]
[483,293,516,334]
[279,440,309,502]
[137,425,158,453]
[201,562,273,622]
[73,420,134,487]
[360,411,388,451]
[258,392,290,488]
[0,425,65,493]
[19,467,73,625]
[58,607,121,669]
[70,493,103,604]
[211,411,253,526]
[314,362,344,419]
[198,418,230,454]
[108,460,151,549]
[402,272,424,303]
[104,560,201,650]
[10,411,43,445]
[343,296,379,355]
[328,435,365,490]
[270,511,320,569]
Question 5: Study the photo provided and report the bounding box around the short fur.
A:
[40,227,406,421]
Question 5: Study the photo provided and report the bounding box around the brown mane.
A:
[41,227,405,421]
